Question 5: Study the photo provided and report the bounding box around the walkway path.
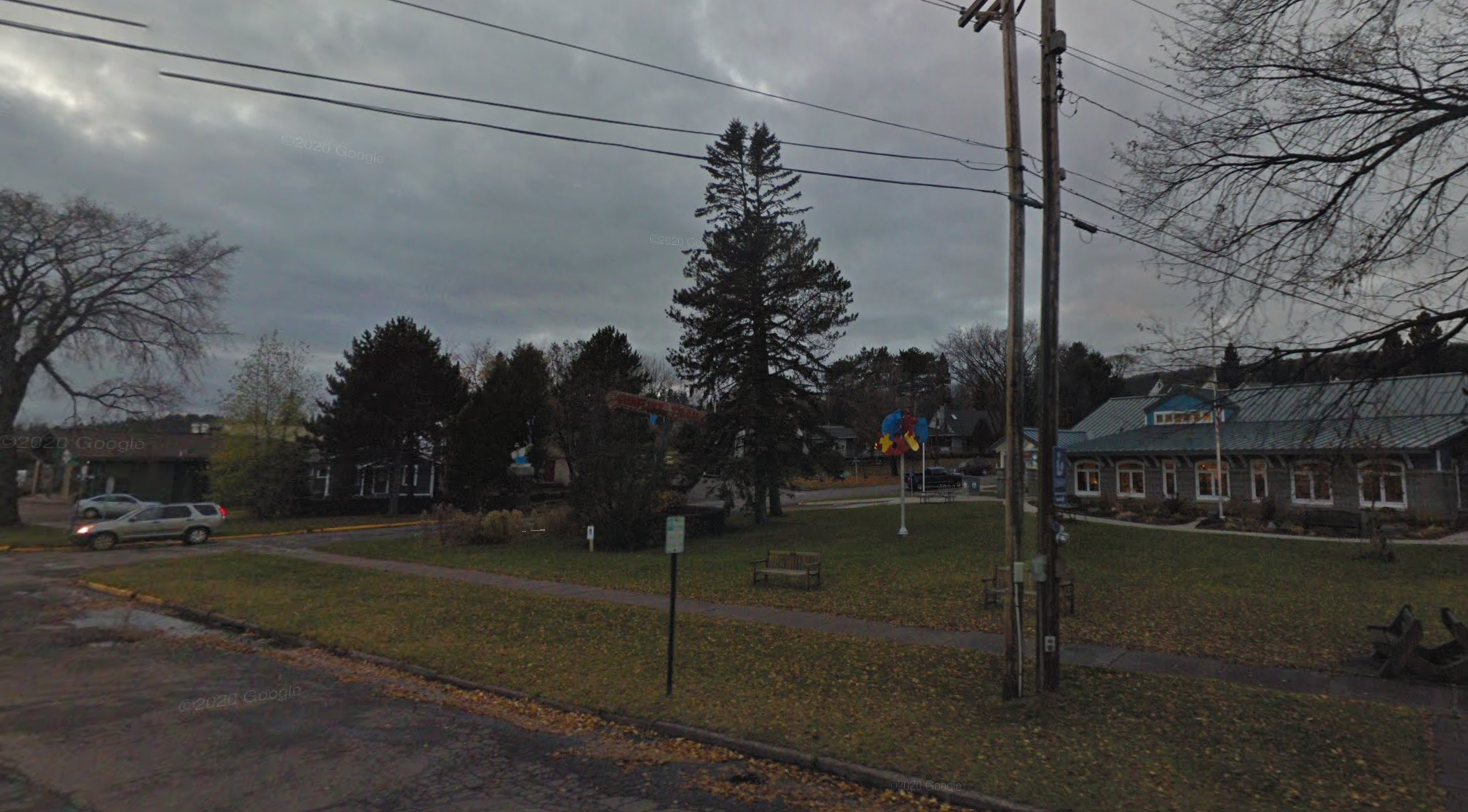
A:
[215,540,1468,810]
[242,543,1465,714]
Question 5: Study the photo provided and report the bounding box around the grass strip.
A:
[323,501,1468,671]
[0,524,73,547]
[91,551,1443,812]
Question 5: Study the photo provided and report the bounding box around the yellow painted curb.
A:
[82,581,135,599]
[135,594,165,606]
[0,545,76,553]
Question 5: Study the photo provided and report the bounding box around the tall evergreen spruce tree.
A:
[668,120,856,524]
[310,317,467,516]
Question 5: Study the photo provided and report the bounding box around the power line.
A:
[0,17,1006,172]
[161,71,1019,200]
[383,0,1008,153]
[1014,24,1206,108]
[0,0,145,28]
[1066,212,1399,329]
[1059,181,1398,326]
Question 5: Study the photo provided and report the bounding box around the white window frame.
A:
[1291,460,1334,506]
[402,463,418,487]
[1195,461,1230,501]
[1162,461,1177,498]
[372,467,390,496]
[1251,460,1268,501]
[1116,461,1146,499]
[1358,460,1407,510]
[1074,460,1100,496]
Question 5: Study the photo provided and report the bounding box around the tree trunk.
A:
[0,442,19,527]
[0,393,23,526]
[767,481,783,518]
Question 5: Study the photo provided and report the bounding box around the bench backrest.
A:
[1390,604,1418,636]
[768,551,821,570]
[1445,608,1468,649]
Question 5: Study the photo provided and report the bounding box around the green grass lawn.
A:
[0,524,73,547]
[89,552,1443,812]
[217,513,425,537]
[322,501,1468,671]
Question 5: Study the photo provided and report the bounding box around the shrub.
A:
[652,490,689,516]
[1258,496,1278,524]
[533,503,579,536]
[425,503,481,546]
[480,510,525,544]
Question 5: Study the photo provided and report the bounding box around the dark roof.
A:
[54,430,225,461]
[817,424,857,441]
[1068,373,1468,455]
[928,407,998,438]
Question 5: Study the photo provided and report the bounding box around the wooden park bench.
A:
[751,551,822,590]
[1368,604,1424,677]
[981,561,1075,615]
[1408,608,1468,683]
[919,490,958,504]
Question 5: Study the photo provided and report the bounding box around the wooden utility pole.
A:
[959,0,1026,701]
[1035,0,1066,695]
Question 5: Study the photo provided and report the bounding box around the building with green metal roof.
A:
[1061,373,1468,520]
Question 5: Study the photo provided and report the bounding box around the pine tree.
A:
[668,120,856,523]
[1407,311,1444,374]
[447,343,553,510]
[1218,342,1243,389]
[310,317,467,516]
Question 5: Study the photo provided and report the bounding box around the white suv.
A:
[74,503,227,550]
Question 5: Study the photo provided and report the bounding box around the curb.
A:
[73,580,1049,812]
[216,521,427,541]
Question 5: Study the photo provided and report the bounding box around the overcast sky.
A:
[3,0,1199,424]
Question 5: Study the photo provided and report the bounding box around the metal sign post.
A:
[665,515,686,697]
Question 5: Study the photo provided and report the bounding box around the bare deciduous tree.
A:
[1117,0,1468,372]
[451,338,497,388]
[935,321,1038,419]
[0,190,235,525]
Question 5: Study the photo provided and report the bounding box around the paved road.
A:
[0,548,934,812]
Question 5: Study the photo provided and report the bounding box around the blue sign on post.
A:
[1054,447,1068,502]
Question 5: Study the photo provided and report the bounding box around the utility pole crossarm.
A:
[958,0,1002,30]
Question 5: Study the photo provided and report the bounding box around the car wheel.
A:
[183,527,210,545]
[81,508,100,519]
[90,532,118,551]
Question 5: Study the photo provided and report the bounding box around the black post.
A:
[666,552,678,696]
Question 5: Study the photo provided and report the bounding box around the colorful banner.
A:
[874,410,928,456]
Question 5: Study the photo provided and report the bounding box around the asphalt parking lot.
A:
[0,548,929,812]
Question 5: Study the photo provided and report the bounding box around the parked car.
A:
[907,467,963,490]
[956,458,995,476]
[73,502,227,551]
[74,493,160,520]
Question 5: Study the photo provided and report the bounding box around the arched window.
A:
[1195,461,1230,500]
[1074,461,1100,496]
[1117,461,1145,498]
[1359,461,1407,509]
[1292,461,1333,505]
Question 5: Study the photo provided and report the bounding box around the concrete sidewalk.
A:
[243,544,1468,715]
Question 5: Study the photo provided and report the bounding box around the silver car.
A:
[75,493,159,520]
[74,503,226,550]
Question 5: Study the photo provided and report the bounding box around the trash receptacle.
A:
[964,476,982,494]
